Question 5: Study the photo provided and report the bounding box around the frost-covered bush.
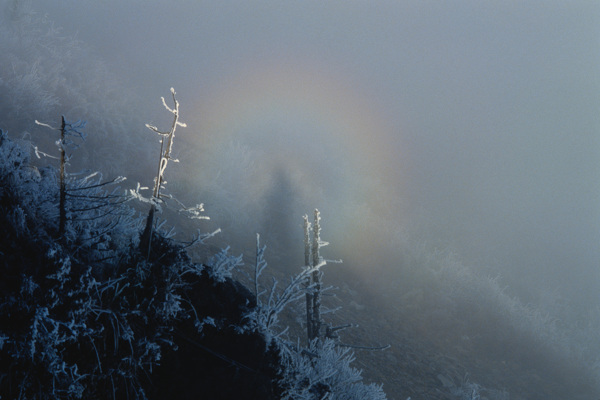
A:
[244,228,387,399]
[206,246,244,283]
[278,339,387,400]
[0,131,57,228]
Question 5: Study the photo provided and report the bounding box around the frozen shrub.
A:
[245,214,387,399]
[278,338,387,400]
[206,246,244,283]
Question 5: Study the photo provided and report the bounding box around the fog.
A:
[3,0,600,397]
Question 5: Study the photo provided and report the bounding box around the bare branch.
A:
[34,119,58,130]
[338,343,391,351]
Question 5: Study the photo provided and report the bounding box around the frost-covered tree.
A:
[139,88,186,254]
[245,211,387,399]
[305,209,328,341]
[33,116,133,248]
[134,88,210,258]
[34,116,86,237]
[304,209,351,343]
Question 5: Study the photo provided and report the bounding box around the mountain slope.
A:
[0,130,386,399]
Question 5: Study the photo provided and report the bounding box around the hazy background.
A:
[3,0,600,397]
[30,0,599,305]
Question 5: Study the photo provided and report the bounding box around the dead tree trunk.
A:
[139,88,186,258]
[310,209,322,340]
[304,209,325,342]
[304,214,314,341]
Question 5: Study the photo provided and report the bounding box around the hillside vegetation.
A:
[0,115,387,399]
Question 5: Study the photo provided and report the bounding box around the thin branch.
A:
[65,193,125,200]
[337,343,391,351]
[69,198,130,213]
[179,228,221,249]
[34,119,59,130]
[66,176,126,191]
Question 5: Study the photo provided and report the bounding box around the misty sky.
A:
[31,0,600,307]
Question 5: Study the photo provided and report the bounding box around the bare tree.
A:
[302,210,388,349]
[139,88,187,256]
[303,214,314,341]
[304,209,338,342]
[304,209,327,341]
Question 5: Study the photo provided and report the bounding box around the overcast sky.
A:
[32,0,600,307]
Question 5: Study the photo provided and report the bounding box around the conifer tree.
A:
[34,116,86,239]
